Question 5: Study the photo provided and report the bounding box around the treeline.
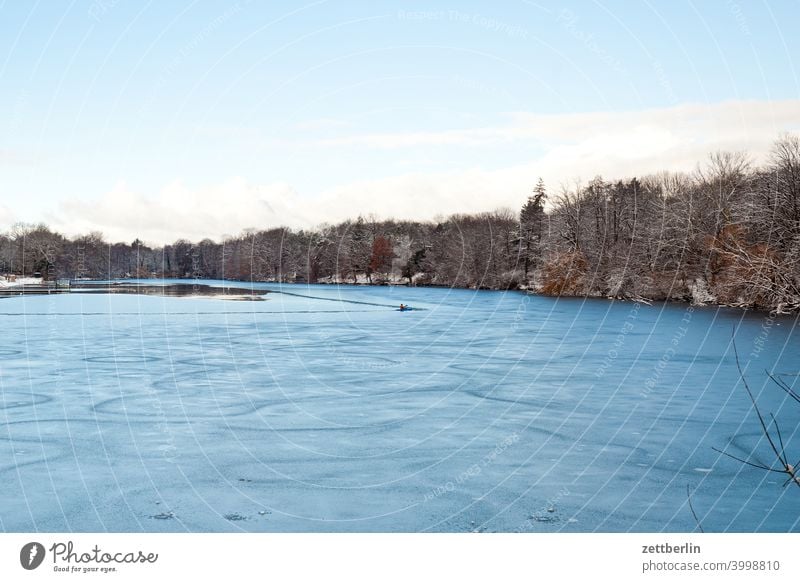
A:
[2,134,799,312]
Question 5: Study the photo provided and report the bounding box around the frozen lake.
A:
[0,280,798,532]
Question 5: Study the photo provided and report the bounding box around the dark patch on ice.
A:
[69,282,268,300]
[163,355,238,368]
[272,348,405,368]
[463,389,575,413]
[84,354,162,365]
[150,512,175,520]
[89,394,277,419]
[268,288,418,310]
[527,506,561,524]
[0,391,53,409]
[224,513,249,521]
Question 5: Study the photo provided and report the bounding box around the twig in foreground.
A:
[712,335,800,489]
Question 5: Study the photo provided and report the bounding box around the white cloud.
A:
[314,99,800,151]
[46,178,309,246]
[31,99,800,244]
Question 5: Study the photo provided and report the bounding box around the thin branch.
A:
[717,335,800,490]
[731,336,785,465]
[710,447,781,473]
[686,484,705,533]
[769,413,789,466]
[766,371,800,405]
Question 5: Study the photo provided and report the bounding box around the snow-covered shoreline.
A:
[0,276,43,287]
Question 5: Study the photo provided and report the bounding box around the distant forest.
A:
[3,134,799,312]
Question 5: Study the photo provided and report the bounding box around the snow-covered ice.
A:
[0,280,798,532]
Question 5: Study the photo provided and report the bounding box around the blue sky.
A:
[1,0,799,243]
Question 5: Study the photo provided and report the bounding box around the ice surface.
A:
[0,280,798,532]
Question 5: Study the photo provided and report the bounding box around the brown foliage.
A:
[539,251,589,295]
[707,224,785,307]
[369,236,394,273]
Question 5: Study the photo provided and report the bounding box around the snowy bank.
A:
[0,276,44,287]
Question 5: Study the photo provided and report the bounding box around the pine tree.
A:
[519,178,547,281]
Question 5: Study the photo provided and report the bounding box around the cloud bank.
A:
[38,99,800,245]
